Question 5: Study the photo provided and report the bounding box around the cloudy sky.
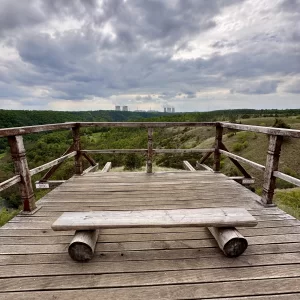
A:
[0,0,299,112]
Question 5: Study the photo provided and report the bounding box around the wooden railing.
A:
[1,121,300,212]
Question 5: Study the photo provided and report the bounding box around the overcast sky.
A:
[0,0,299,112]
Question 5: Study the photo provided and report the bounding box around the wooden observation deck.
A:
[0,122,300,299]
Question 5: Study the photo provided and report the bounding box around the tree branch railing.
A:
[0,121,300,212]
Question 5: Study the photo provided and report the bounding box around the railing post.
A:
[8,135,36,212]
[261,135,283,206]
[147,127,153,173]
[213,124,223,172]
[72,125,83,175]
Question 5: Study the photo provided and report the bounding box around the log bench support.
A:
[208,227,248,257]
[52,208,257,262]
[69,230,99,262]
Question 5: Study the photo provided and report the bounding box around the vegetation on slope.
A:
[1,109,300,224]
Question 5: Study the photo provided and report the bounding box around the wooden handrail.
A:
[30,151,77,176]
[0,175,21,192]
[0,121,300,137]
[221,122,300,138]
[219,150,266,172]
[82,148,214,154]
[273,171,300,187]
[0,122,76,138]
[1,121,300,211]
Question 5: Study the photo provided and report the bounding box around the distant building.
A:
[163,106,175,113]
[115,105,121,111]
[122,106,128,111]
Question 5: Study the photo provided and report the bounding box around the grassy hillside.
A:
[1,110,300,224]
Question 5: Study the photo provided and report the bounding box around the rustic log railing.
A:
[0,121,300,212]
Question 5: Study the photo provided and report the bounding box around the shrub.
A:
[123,153,144,170]
[272,118,291,129]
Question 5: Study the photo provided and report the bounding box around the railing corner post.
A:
[8,135,36,212]
[72,124,83,175]
[147,127,153,173]
[213,124,223,172]
[261,135,283,206]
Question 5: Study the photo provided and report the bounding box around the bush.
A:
[123,154,144,170]
[232,141,248,152]
[272,118,291,129]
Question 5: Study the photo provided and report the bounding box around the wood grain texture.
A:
[51,208,258,231]
[0,170,300,300]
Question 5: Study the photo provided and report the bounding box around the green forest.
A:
[1,108,300,225]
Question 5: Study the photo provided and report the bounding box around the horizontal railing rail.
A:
[0,121,300,211]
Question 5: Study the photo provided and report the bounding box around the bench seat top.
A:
[51,208,257,231]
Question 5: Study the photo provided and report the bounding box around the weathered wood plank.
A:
[1,278,300,300]
[147,127,153,173]
[51,208,258,231]
[221,122,300,138]
[30,152,77,176]
[81,163,99,175]
[72,125,83,175]
[8,135,36,212]
[1,250,300,277]
[261,135,283,206]
[0,122,75,137]
[2,225,300,244]
[219,149,265,172]
[273,171,300,187]
[82,149,148,154]
[101,162,112,173]
[0,175,21,192]
[1,264,300,292]
[39,143,75,181]
[213,124,223,172]
[183,160,196,171]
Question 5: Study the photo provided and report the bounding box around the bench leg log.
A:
[68,230,99,262]
[208,227,248,257]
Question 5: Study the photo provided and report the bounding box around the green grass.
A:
[0,208,19,227]
[275,188,300,219]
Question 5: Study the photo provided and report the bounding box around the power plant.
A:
[163,106,175,113]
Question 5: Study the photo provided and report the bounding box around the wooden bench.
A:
[52,208,257,261]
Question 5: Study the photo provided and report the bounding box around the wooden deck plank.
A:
[1,170,300,299]
[1,249,300,266]
[2,225,300,244]
[1,264,300,292]
[1,234,300,254]
[1,278,300,300]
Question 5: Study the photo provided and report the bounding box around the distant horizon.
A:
[1,107,300,113]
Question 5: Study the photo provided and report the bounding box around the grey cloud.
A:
[0,0,44,35]
[280,0,300,13]
[231,80,279,95]
[0,0,298,109]
[282,79,300,94]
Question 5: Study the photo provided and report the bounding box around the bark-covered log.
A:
[68,230,99,262]
[208,227,248,257]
